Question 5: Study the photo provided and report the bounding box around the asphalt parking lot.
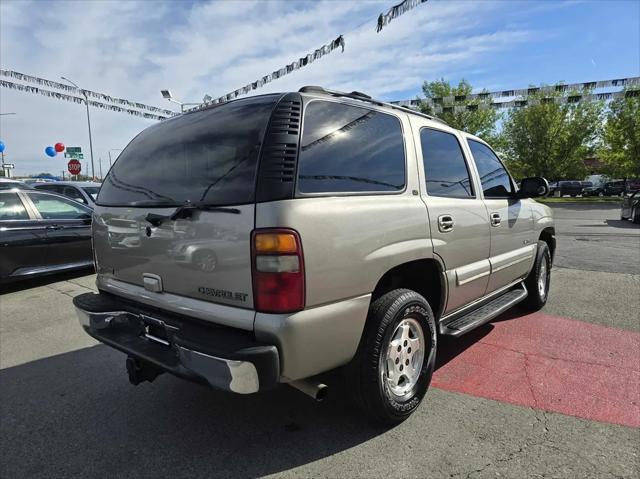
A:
[1,202,638,478]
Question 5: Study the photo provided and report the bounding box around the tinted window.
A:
[27,192,91,219]
[420,129,474,198]
[82,187,100,201]
[63,186,86,203]
[98,95,278,206]
[0,181,29,191]
[0,193,29,220]
[297,101,405,193]
[468,140,514,198]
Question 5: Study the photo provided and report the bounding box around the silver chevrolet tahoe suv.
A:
[74,86,554,424]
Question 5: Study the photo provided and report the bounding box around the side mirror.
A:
[518,177,549,198]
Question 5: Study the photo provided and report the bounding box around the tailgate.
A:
[93,204,255,309]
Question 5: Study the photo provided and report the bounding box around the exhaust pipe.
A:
[289,379,329,401]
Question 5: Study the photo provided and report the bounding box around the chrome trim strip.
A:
[457,269,490,286]
[489,245,535,273]
[11,260,93,277]
[491,255,532,273]
[454,259,491,286]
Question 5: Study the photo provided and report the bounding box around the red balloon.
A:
[54,142,65,152]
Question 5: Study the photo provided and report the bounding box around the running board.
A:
[441,284,528,336]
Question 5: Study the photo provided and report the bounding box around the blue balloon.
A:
[0,141,5,153]
[45,146,56,157]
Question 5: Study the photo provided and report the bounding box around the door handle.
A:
[490,213,501,227]
[45,224,62,230]
[438,214,454,233]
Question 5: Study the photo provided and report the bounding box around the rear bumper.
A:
[73,292,279,394]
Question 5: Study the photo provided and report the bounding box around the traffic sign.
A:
[68,159,81,175]
[65,147,83,160]
[2,163,15,169]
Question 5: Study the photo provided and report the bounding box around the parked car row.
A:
[548,179,640,197]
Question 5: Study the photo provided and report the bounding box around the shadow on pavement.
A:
[605,219,640,229]
[0,309,526,478]
[0,345,386,478]
[0,267,94,295]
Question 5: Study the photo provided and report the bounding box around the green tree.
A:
[599,94,640,178]
[418,79,500,141]
[500,89,604,180]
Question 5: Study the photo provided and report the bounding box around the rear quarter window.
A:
[297,100,405,194]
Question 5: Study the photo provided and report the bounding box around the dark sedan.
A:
[0,189,93,283]
[549,180,583,197]
[34,181,101,208]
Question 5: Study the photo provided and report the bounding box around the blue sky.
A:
[0,0,638,176]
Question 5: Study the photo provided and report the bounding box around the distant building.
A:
[584,156,604,173]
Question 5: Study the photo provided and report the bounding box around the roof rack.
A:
[298,86,448,126]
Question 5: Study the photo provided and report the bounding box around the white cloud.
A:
[0,0,538,176]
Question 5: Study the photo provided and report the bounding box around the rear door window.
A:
[26,192,91,219]
[97,95,278,207]
[420,128,474,198]
[297,101,405,193]
[0,193,29,220]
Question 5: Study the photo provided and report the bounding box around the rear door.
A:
[24,191,93,267]
[413,123,491,314]
[93,95,279,309]
[465,138,535,294]
[0,192,49,279]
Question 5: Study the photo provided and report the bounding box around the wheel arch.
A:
[539,227,556,263]
[370,258,447,320]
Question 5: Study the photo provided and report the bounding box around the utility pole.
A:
[61,76,95,180]
[99,157,103,180]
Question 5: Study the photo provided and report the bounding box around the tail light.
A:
[251,229,305,313]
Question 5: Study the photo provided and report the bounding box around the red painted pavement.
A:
[431,312,640,428]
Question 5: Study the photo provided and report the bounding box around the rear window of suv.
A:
[297,100,405,193]
[98,95,278,207]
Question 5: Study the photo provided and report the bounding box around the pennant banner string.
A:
[0,69,176,116]
[392,77,640,109]
[393,88,639,114]
[194,34,346,111]
[0,80,171,121]
[377,0,428,33]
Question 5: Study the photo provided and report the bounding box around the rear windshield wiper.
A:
[144,201,240,227]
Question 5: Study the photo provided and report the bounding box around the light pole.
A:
[160,90,200,112]
[108,148,122,167]
[0,112,16,177]
[61,76,95,180]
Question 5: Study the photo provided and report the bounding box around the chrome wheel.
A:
[381,317,425,401]
[538,258,548,298]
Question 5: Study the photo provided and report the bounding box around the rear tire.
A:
[522,241,551,312]
[347,289,437,425]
